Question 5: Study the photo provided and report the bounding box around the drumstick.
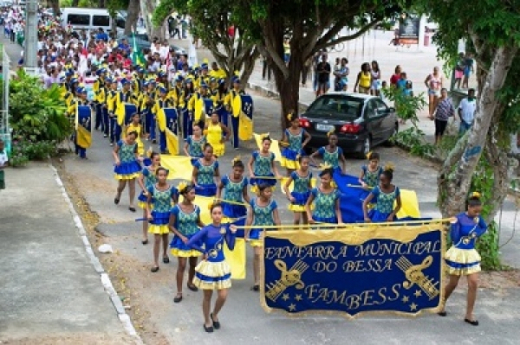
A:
[347,184,373,189]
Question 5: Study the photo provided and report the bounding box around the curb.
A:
[49,164,144,345]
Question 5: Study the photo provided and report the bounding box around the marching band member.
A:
[309,130,347,175]
[183,121,207,165]
[182,78,196,137]
[106,77,119,145]
[169,182,204,303]
[217,156,250,230]
[145,167,179,272]
[195,63,211,90]
[188,82,212,125]
[305,167,342,224]
[115,78,139,141]
[245,183,281,291]
[137,151,161,244]
[113,131,142,212]
[72,86,92,159]
[186,203,237,333]
[439,193,487,326]
[359,152,383,189]
[192,143,221,197]
[152,84,176,154]
[280,112,312,175]
[212,79,229,127]
[93,67,107,133]
[126,113,145,156]
[284,155,313,225]
[64,77,79,108]
[362,166,402,223]
[248,135,280,193]
[141,80,157,142]
[209,61,227,80]
[226,78,245,149]
[205,112,230,157]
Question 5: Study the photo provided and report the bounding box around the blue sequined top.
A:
[317,146,343,170]
[147,184,178,213]
[311,187,339,219]
[291,171,312,193]
[222,175,248,202]
[171,204,201,236]
[250,198,278,227]
[372,186,400,214]
[450,213,487,250]
[285,128,305,152]
[252,151,275,176]
[361,165,383,187]
[141,167,157,189]
[186,135,206,158]
[194,159,219,185]
[117,140,137,163]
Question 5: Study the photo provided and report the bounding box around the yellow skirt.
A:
[249,239,263,248]
[148,224,170,235]
[171,248,202,258]
[193,260,232,290]
[138,201,148,209]
[114,172,140,180]
[208,141,225,157]
[444,247,481,276]
[281,157,299,170]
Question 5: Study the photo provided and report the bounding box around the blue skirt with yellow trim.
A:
[148,211,170,234]
[137,192,154,209]
[250,174,277,193]
[289,191,311,212]
[313,216,337,224]
[114,160,141,180]
[170,233,203,257]
[444,247,481,276]
[193,259,232,290]
[281,148,302,170]
[195,183,217,197]
[368,209,391,223]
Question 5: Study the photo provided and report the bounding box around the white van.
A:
[60,8,126,33]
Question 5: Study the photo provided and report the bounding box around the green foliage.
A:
[106,0,130,16]
[9,137,58,167]
[8,141,29,167]
[9,70,70,157]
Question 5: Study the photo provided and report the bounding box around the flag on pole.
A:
[131,31,145,67]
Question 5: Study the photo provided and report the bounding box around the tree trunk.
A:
[124,0,140,35]
[98,0,106,7]
[437,46,517,220]
[49,0,60,17]
[141,0,164,40]
[71,0,79,7]
[272,56,303,130]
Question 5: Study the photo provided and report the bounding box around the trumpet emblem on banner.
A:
[395,256,440,300]
[265,259,309,302]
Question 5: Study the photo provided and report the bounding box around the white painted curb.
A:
[50,164,144,344]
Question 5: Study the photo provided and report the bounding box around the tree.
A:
[124,0,140,35]
[411,1,520,268]
[49,0,60,17]
[153,0,259,85]
[142,0,165,40]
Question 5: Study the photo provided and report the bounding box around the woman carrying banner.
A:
[438,192,487,326]
[169,182,204,303]
[309,130,347,175]
[217,156,250,231]
[205,112,231,157]
[113,131,142,212]
[186,203,238,333]
[248,134,281,194]
[184,121,207,165]
[362,166,402,223]
[245,184,281,291]
[280,112,312,175]
[192,143,221,197]
[359,152,383,190]
[145,167,179,273]
[305,167,342,224]
[284,155,313,225]
[137,151,161,244]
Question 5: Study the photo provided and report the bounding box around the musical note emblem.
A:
[395,256,440,300]
[265,259,309,302]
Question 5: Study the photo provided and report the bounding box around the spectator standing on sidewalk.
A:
[315,54,331,97]
[432,88,455,145]
[458,88,477,135]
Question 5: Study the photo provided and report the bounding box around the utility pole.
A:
[24,0,38,75]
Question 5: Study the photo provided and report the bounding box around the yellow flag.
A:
[224,239,246,280]
[239,113,253,141]
[254,132,282,162]
[396,189,421,219]
[157,108,166,132]
[116,103,125,126]
[160,155,193,180]
[166,128,179,155]
[232,94,241,118]
[76,124,92,148]
[194,96,204,122]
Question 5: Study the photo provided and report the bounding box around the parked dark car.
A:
[300,92,398,158]
[117,34,187,57]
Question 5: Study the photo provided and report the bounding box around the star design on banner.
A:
[282,293,290,301]
[409,303,418,311]
[414,290,422,298]
[295,294,303,302]
[401,295,409,303]
[288,303,297,312]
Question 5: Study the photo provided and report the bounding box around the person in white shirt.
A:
[458,88,477,135]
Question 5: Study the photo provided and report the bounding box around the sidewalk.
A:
[0,162,139,344]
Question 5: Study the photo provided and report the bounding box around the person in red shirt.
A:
[389,65,402,87]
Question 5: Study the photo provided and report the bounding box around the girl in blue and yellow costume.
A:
[438,193,487,326]
[126,112,145,156]
[137,151,161,245]
[284,155,313,225]
[205,111,231,158]
[280,112,312,175]
[359,151,383,189]
[309,130,347,175]
[305,167,342,224]
[186,203,238,333]
[362,165,402,223]
[192,143,221,197]
[145,167,179,273]
[245,184,281,291]
[217,156,250,235]
[169,182,205,303]
[183,121,207,165]
[248,134,281,193]
[113,131,142,212]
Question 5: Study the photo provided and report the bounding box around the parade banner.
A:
[261,222,444,318]
[76,105,92,148]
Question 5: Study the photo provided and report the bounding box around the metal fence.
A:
[0,44,10,155]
